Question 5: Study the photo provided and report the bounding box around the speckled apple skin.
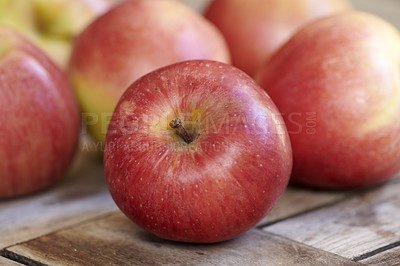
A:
[104,60,292,243]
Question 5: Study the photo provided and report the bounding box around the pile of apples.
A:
[1,0,399,244]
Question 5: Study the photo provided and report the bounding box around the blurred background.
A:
[179,0,400,29]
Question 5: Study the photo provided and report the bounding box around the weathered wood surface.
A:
[259,185,350,226]
[0,148,360,265]
[0,149,350,249]
[4,212,360,266]
[0,147,118,249]
[263,176,400,261]
[361,245,400,265]
[0,256,23,265]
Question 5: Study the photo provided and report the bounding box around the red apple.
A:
[257,12,400,189]
[204,0,351,77]
[69,0,230,143]
[0,26,80,198]
[104,60,292,243]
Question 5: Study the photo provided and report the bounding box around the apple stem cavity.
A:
[170,118,193,144]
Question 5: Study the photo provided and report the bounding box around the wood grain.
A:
[5,213,361,266]
[359,244,400,265]
[0,139,351,250]
[263,176,400,260]
[0,146,118,249]
[0,256,23,265]
[259,185,350,226]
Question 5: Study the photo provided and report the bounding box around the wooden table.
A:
[1,143,400,265]
[1,0,400,265]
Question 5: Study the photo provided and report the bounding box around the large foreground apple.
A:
[69,0,230,143]
[257,12,400,189]
[204,0,351,77]
[104,60,292,243]
[0,26,80,198]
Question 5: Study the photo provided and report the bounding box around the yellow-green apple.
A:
[0,0,36,33]
[204,0,351,77]
[0,0,113,69]
[257,12,400,189]
[69,0,231,144]
[0,26,80,198]
[33,0,113,38]
[103,60,292,243]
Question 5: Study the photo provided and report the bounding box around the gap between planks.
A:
[1,249,44,266]
[0,254,25,265]
[4,213,362,266]
[352,241,400,262]
[263,176,400,263]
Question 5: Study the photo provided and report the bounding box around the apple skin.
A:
[69,0,231,143]
[204,0,351,77]
[0,26,80,198]
[33,0,114,69]
[0,0,113,69]
[257,12,400,189]
[33,0,113,38]
[103,60,292,243]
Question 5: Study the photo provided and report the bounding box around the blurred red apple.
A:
[205,0,351,77]
[104,60,292,243]
[69,0,230,143]
[0,26,80,198]
[257,12,400,189]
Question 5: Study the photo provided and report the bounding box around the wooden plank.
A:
[0,135,351,248]
[0,142,118,249]
[0,256,23,265]
[5,213,361,266]
[259,185,350,226]
[263,176,400,260]
[359,244,400,265]
[0,136,353,254]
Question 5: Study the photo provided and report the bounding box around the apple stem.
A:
[170,118,193,144]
